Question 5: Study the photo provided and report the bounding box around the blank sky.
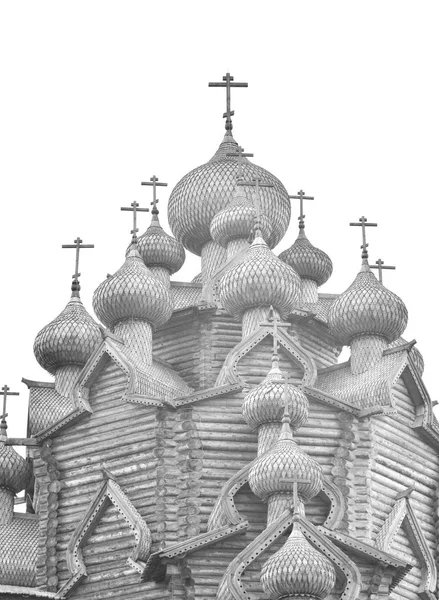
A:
[1,1,438,436]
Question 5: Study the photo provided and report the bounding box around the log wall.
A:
[49,359,174,598]
[370,379,438,600]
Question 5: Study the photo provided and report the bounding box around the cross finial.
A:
[120,201,150,241]
[1,385,19,435]
[280,472,311,514]
[370,259,396,284]
[208,73,248,133]
[141,176,168,215]
[226,146,254,181]
[349,216,378,260]
[238,177,274,237]
[289,190,314,230]
[61,237,94,293]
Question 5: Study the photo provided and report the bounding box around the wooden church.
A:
[0,74,437,600]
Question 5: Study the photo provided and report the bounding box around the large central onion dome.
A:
[328,261,408,344]
[261,525,336,600]
[93,244,173,329]
[220,235,301,319]
[168,132,290,255]
[34,282,102,375]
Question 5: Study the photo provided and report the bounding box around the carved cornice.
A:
[142,521,248,582]
[57,469,151,598]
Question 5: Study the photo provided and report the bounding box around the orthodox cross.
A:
[289,190,314,230]
[238,177,274,235]
[1,385,19,433]
[280,473,311,514]
[120,201,149,240]
[141,176,167,214]
[370,259,396,284]
[226,146,254,181]
[349,216,378,259]
[62,238,94,282]
[208,73,248,132]
[261,306,289,355]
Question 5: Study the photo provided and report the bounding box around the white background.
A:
[1,1,438,437]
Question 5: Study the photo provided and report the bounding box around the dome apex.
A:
[167,134,291,255]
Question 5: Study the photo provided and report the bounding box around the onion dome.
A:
[279,229,333,287]
[0,435,31,494]
[328,260,408,344]
[220,235,301,318]
[249,415,323,502]
[210,187,271,247]
[34,281,102,375]
[137,208,185,275]
[168,132,291,255]
[93,243,173,329]
[242,354,308,432]
[261,525,336,600]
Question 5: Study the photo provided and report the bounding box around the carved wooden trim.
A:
[304,385,360,415]
[217,512,361,600]
[300,518,362,600]
[173,383,244,407]
[57,469,151,598]
[216,509,295,600]
[376,489,437,595]
[142,522,248,582]
[320,478,346,530]
[216,325,317,387]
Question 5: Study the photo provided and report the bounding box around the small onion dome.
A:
[137,210,185,275]
[93,243,173,329]
[279,230,333,287]
[328,261,408,344]
[168,132,291,255]
[261,525,336,600]
[33,284,102,375]
[210,187,272,247]
[220,235,301,318]
[242,355,308,431]
[0,441,32,494]
[249,418,323,502]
